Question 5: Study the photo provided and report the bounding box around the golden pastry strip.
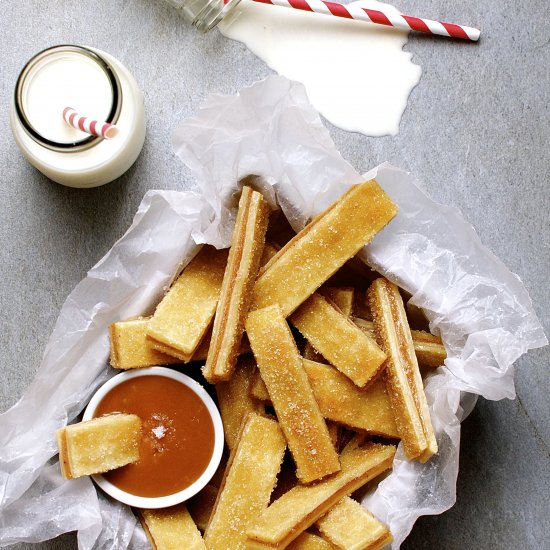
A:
[57,414,141,479]
[352,289,373,321]
[303,360,399,439]
[203,187,270,383]
[190,328,252,362]
[249,369,271,402]
[251,180,398,317]
[204,413,286,549]
[140,504,206,550]
[302,343,326,363]
[108,318,180,370]
[191,241,277,364]
[246,305,340,483]
[216,356,265,451]
[410,330,447,369]
[319,286,355,316]
[187,483,219,533]
[147,338,195,362]
[187,456,227,532]
[326,420,343,451]
[303,286,355,362]
[250,361,399,439]
[246,440,396,550]
[286,532,335,550]
[367,278,438,462]
[147,246,228,360]
[316,497,392,550]
[291,293,386,388]
[352,317,446,369]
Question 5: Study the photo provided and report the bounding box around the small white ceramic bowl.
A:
[83,366,224,509]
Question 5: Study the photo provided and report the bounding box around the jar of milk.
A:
[10,45,146,188]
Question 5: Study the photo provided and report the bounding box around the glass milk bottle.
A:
[10,45,146,188]
[162,0,242,31]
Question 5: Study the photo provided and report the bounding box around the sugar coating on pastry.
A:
[147,246,228,359]
[352,317,446,369]
[109,318,180,370]
[303,360,399,439]
[316,496,392,550]
[140,503,205,550]
[291,293,386,388]
[216,356,265,451]
[57,413,141,479]
[204,186,270,383]
[204,413,286,549]
[246,305,341,484]
[246,440,396,549]
[285,531,335,549]
[367,278,438,462]
[251,180,398,318]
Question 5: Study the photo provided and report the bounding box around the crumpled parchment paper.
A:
[0,75,546,549]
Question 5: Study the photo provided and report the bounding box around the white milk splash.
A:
[219,0,421,136]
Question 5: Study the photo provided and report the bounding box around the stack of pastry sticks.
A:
[110,182,447,549]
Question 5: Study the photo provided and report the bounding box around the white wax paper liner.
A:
[0,75,546,549]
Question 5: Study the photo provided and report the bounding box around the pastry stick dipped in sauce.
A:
[57,413,141,479]
[92,373,217,498]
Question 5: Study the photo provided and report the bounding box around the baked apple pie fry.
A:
[251,180,398,317]
[216,356,265,451]
[315,497,392,550]
[140,504,206,550]
[303,286,355,362]
[410,330,447,369]
[204,413,286,549]
[352,317,447,369]
[57,414,141,479]
[249,359,399,439]
[303,360,399,439]
[188,456,227,532]
[147,246,228,361]
[367,278,438,461]
[291,293,386,388]
[203,187,270,383]
[319,286,354,316]
[286,532,335,549]
[245,305,341,483]
[109,318,181,369]
[246,440,396,550]
[187,483,219,532]
[249,369,271,402]
[190,328,252,362]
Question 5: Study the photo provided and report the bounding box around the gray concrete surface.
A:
[1,0,548,548]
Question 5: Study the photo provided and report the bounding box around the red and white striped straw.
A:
[248,0,480,41]
[62,107,119,139]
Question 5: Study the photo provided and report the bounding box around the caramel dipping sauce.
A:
[94,375,215,498]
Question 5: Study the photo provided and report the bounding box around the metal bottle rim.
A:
[14,45,122,153]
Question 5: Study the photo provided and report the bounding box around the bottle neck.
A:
[165,0,242,32]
